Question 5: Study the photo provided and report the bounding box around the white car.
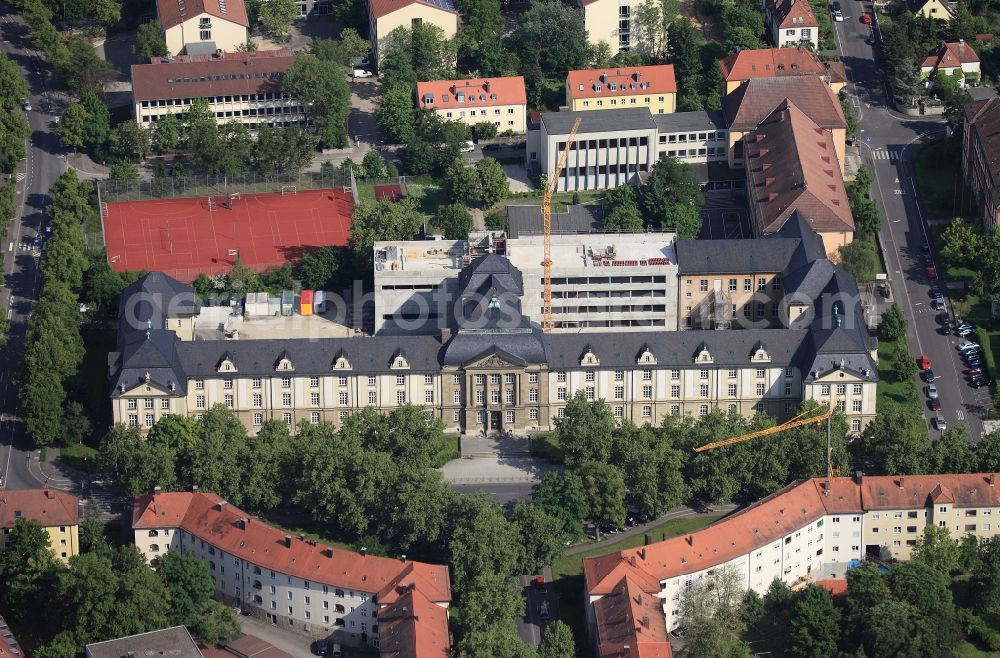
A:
[833,9,844,20]
[958,340,981,351]
[352,69,373,78]
[22,100,31,111]
[460,140,475,153]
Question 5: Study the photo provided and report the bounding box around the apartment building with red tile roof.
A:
[593,576,673,658]
[376,583,452,658]
[155,0,249,55]
[764,0,818,48]
[744,101,854,257]
[417,76,528,133]
[584,473,1000,655]
[132,491,451,653]
[718,48,847,94]
[0,488,80,562]
[565,65,677,114]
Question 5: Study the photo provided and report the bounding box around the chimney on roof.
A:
[45,489,53,499]
[217,501,227,511]
[409,582,417,591]
[153,485,161,495]
[600,73,608,83]
[639,548,646,560]
[634,70,641,82]
[191,484,198,493]
[642,615,650,628]
[284,534,292,548]
[898,477,904,490]
[991,474,996,487]
[644,533,652,545]
[400,554,407,562]
[299,534,305,542]
[484,80,491,92]
[361,547,368,557]
[685,535,693,546]
[855,471,864,484]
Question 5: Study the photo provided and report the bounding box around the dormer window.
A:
[594,84,602,91]
[423,94,434,105]
[609,83,617,91]
[457,93,465,102]
[442,94,449,102]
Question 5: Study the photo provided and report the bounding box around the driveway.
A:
[439,456,558,484]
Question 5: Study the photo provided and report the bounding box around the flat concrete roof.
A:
[506,233,676,271]
[194,312,355,341]
[86,627,201,658]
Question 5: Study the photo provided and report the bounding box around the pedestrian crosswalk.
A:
[871,148,901,161]
[14,173,24,182]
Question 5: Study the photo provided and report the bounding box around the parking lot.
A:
[698,190,753,240]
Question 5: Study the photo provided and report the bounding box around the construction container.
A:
[244,292,269,318]
[314,290,327,314]
[281,290,294,316]
[299,290,314,316]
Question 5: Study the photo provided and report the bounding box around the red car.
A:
[929,399,942,411]
[919,354,932,370]
[926,265,938,278]
[862,12,873,24]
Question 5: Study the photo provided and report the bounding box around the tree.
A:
[455,0,504,72]
[788,584,841,657]
[0,53,28,110]
[862,600,960,658]
[150,112,180,153]
[890,560,953,612]
[310,31,369,66]
[939,219,983,268]
[33,631,79,658]
[378,84,417,145]
[56,36,113,99]
[361,150,388,179]
[508,1,587,77]
[57,102,89,150]
[838,238,881,283]
[474,121,498,141]
[385,469,455,549]
[878,303,906,341]
[133,21,168,61]
[0,111,29,173]
[454,571,524,635]
[555,392,616,468]
[295,247,343,290]
[154,551,215,627]
[510,502,566,573]
[80,93,111,154]
[930,426,977,475]
[401,138,436,175]
[912,524,961,575]
[257,0,297,39]
[281,54,352,148]
[667,19,703,108]
[250,124,316,174]
[579,461,626,530]
[476,157,509,207]
[679,565,749,658]
[349,198,424,260]
[638,155,703,237]
[457,622,536,658]
[972,536,1000,612]
[604,203,644,232]
[443,158,481,204]
[435,203,473,240]
[845,560,890,633]
[184,406,248,504]
[532,471,589,540]
[853,399,929,475]
[978,429,1000,472]
[538,620,575,658]
[449,493,524,594]
[109,161,139,183]
[148,414,201,456]
[0,518,59,623]
[242,420,294,511]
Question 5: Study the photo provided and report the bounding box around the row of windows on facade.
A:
[689,277,782,293]
[440,107,517,116]
[684,301,780,324]
[141,108,305,123]
[664,146,726,160]
[139,93,293,108]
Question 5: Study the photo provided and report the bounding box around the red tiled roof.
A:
[417,76,526,110]
[815,579,849,596]
[766,0,818,28]
[921,41,981,70]
[745,100,854,234]
[594,576,673,658]
[132,492,452,604]
[131,50,294,102]
[585,473,1000,597]
[566,65,676,100]
[0,488,78,528]
[368,0,456,20]
[723,76,846,131]
[719,48,847,86]
[201,634,293,658]
[155,0,249,30]
[377,585,451,658]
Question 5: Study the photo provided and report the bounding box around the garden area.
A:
[913,139,978,220]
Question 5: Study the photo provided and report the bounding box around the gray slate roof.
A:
[675,239,800,275]
[540,108,656,135]
[86,627,202,658]
[506,204,604,238]
[653,110,726,133]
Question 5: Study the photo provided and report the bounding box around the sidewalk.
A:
[564,503,738,556]
[65,153,109,181]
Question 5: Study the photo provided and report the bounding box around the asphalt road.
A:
[452,481,534,504]
[832,6,988,439]
[0,10,72,491]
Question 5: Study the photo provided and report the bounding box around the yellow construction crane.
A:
[694,402,840,478]
[542,117,582,333]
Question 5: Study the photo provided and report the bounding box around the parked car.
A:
[935,415,947,431]
[923,254,934,266]
[311,641,330,656]
[352,69,374,78]
[959,340,981,351]
[922,369,936,382]
[929,287,943,298]
[926,265,938,278]
[970,378,991,389]
[927,383,939,399]
[966,359,984,369]
[922,243,931,254]
[460,140,475,152]
[833,8,844,20]
[22,100,31,111]
[937,312,951,325]
[932,299,946,311]
[533,576,546,591]
[919,354,932,370]
[958,327,976,337]
[862,11,873,23]
[967,368,983,376]
[929,398,942,411]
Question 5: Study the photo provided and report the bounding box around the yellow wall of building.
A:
[584,0,621,56]
[0,523,79,563]
[916,0,953,20]
[821,230,853,260]
[431,104,527,133]
[567,89,676,114]
[164,13,248,55]
[373,7,458,64]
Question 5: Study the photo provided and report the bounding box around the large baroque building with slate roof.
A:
[110,215,877,435]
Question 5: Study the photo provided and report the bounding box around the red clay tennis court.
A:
[103,188,354,281]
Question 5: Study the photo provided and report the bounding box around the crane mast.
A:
[542,118,582,332]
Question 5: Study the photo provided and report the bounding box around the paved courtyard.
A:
[698,190,753,240]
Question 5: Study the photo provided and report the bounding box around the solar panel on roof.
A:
[422,0,456,11]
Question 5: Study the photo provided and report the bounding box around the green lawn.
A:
[912,139,977,219]
[505,190,604,213]
[58,442,101,473]
[529,432,563,464]
[876,336,924,414]
[551,515,722,657]
[958,640,1000,657]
